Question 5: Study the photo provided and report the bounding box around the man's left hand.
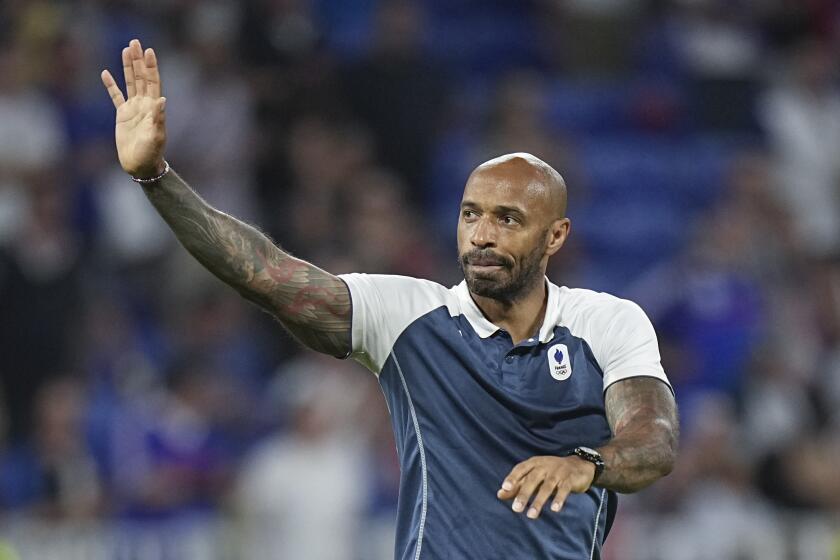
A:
[497,455,596,519]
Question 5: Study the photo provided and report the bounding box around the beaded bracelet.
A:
[131,160,171,184]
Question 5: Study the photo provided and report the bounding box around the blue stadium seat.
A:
[579,135,728,210]
[312,0,378,58]
[545,82,631,134]
[545,79,690,136]
[569,135,731,284]
[424,1,543,77]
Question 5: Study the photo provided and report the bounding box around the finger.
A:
[122,47,135,98]
[130,40,147,96]
[500,460,535,495]
[101,70,125,108]
[512,473,544,514]
[527,478,559,519]
[550,485,572,513]
[130,38,144,56]
[144,48,161,98]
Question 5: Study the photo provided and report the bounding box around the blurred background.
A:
[0,0,839,558]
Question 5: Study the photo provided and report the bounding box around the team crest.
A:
[547,343,572,381]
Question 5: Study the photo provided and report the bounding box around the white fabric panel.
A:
[338,273,456,375]
[340,272,671,391]
[553,287,671,392]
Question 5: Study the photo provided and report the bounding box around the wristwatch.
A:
[572,446,605,485]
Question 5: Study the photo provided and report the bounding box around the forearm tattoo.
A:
[597,377,679,493]
[142,170,351,356]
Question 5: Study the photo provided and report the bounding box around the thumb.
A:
[153,97,167,124]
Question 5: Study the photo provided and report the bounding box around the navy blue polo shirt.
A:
[339,274,671,560]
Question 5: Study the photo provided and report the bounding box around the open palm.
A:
[101,39,167,179]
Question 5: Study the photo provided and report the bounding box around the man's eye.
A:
[463,210,476,219]
[502,216,519,225]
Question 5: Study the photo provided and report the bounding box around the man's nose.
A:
[471,218,497,248]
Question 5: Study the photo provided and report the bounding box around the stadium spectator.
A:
[341,0,450,192]
[108,358,235,519]
[0,378,103,518]
[759,38,840,257]
[0,176,83,443]
[0,43,67,244]
[236,358,368,560]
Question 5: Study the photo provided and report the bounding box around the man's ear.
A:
[545,218,571,257]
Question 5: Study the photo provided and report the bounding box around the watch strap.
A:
[572,446,605,485]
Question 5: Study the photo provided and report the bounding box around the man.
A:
[102,39,678,559]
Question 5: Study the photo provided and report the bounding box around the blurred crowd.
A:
[0,0,839,558]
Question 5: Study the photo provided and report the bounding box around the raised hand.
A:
[101,39,167,179]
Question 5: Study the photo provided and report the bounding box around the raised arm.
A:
[100,39,351,357]
[143,170,351,356]
[597,377,679,492]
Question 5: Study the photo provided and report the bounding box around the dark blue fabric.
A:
[378,306,614,560]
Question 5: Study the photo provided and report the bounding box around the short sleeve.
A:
[595,299,672,393]
[338,273,450,375]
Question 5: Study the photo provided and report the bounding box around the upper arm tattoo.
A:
[143,170,351,357]
[246,246,352,357]
[597,377,679,493]
[605,377,677,437]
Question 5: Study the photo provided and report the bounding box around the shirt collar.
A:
[454,277,561,343]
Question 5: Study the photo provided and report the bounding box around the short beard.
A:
[459,240,546,304]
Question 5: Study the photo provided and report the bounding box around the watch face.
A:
[578,446,598,457]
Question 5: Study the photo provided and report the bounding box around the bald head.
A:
[469,153,567,219]
[458,152,572,302]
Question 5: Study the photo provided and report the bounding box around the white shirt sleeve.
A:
[338,273,450,375]
[593,299,671,392]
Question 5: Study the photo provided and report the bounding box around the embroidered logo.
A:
[547,343,572,381]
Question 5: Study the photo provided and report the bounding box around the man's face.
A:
[457,168,556,302]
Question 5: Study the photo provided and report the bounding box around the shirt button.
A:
[505,355,514,363]
[528,338,534,343]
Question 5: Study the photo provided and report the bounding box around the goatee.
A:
[460,242,545,303]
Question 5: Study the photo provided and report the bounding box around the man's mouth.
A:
[468,259,508,271]
[462,251,511,271]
